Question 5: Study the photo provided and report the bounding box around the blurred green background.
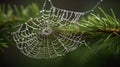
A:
[0,0,120,17]
[0,0,120,67]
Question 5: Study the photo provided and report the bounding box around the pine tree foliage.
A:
[0,4,40,53]
[0,3,120,57]
[80,8,120,56]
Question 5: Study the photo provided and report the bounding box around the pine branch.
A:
[80,7,120,57]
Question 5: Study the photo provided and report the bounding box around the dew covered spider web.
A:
[11,17,88,59]
[10,0,102,59]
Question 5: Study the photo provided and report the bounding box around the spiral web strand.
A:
[10,0,102,59]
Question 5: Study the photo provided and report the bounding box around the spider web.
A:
[11,17,87,59]
[10,0,102,59]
